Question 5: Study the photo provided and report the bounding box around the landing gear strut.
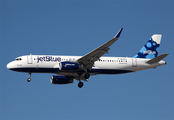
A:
[78,81,84,88]
[27,73,31,82]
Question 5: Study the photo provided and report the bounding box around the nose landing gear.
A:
[27,73,31,82]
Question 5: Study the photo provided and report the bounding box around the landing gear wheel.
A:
[78,82,84,88]
[27,78,31,82]
[27,72,31,82]
[84,73,90,79]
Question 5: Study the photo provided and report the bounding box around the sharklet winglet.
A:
[114,28,123,39]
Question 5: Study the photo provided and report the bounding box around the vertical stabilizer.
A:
[134,34,162,59]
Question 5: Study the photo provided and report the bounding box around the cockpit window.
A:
[15,58,22,61]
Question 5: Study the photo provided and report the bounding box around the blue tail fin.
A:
[133,34,162,59]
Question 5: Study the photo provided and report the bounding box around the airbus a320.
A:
[7,28,168,88]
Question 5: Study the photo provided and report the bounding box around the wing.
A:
[77,28,123,71]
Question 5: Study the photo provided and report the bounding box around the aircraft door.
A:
[27,54,33,64]
[132,58,137,67]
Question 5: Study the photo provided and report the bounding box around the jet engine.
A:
[50,75,73,84]
[59,62,83,71]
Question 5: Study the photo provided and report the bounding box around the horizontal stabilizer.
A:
[146,53,169,64]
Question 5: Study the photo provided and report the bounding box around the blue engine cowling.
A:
[59,62,83,71]
[50,75,73,84]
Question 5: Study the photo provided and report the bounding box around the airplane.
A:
[6,28,168,88]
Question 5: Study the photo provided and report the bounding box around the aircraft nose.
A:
[7,62,13,69]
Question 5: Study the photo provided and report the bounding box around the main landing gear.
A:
[78,81,84,88]
[84,73,90,79]
[27,72,31,82]
[77,73,90,88]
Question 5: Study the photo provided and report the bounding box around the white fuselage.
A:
[5,29,168,88]
[7,54,166,77]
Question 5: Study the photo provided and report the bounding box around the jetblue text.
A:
[37,56,61,63]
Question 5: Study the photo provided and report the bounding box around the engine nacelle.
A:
[50,75,73,84]
[59,62,83,71]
